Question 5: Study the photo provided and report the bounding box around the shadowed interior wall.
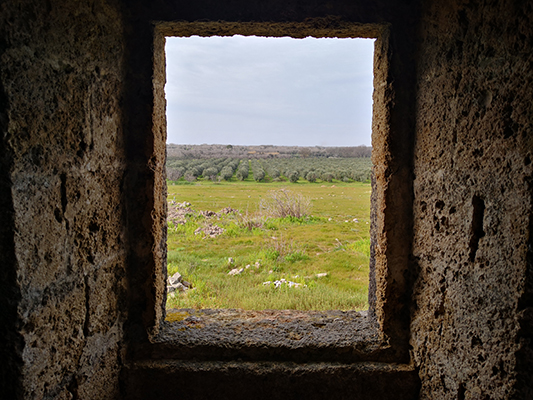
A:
[0,0,127,398]
[411,0,533,398]
[0,0,532,399]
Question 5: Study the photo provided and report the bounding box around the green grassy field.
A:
[166,179,371,311]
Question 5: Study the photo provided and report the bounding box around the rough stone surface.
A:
[122,360,420,400]
[152,15,418,365]
[411,0,533,398]
[0,0,126,398]
[1,0,533,399]
[135,309,394,363]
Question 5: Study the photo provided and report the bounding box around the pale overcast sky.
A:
[165,35,375,147]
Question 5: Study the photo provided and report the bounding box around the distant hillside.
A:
[167,144,371,159]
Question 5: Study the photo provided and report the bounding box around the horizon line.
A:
[167,143,372,147]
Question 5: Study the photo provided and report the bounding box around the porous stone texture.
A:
[126,3,420,397]
[0,0,127,398]
[151,12,419,365]
[135,309,397,363]
[411,0,533,398]
[122,360,419,400]
[1,0,533,399]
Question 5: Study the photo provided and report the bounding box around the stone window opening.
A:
[163,34,374,312]
[132,20,415,367]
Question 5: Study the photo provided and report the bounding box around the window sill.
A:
[130,308,399,363]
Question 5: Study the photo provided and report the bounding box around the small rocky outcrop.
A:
[167,201,195,225]
[167,272,192,293]
[194,224,225,238]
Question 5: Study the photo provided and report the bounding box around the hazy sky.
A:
[165,35,375,147]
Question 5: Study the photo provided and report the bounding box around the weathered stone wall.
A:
[0,0,127,398]
[127,0,420,365]
[411,0,533,398]
[1,0,533,399]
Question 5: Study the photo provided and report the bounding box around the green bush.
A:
[306,171,317,183]
[253,169,265,182]
[202,167,218,180]
[288,171,299,183]
[219,166,234,181]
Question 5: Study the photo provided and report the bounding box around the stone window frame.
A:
[129,20,414,365]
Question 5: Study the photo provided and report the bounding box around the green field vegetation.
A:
[166,179,371,311]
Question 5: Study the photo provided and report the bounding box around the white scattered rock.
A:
[245,264,251,269]
[168,201,190,208]
[263,278,305,289]
[255,261,261,268]
[316,272,328,278]
[167,202,195,225]
[228,268,244,276]
[194,223,225,238]
[220,207,239,215]
[167,271,192,293]
[200,210,219,218]
[168,282,187,293]
[168,272,182,286]
[228,257,234,264]
[353,218,359,222]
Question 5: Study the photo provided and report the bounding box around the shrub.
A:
[184,172,197,182]
[237,160,249,180]
[219,166,234,181]
[269,168,281,179]
[253,169,265,182]
[306,171,317,183]
[237,212,265,231]
[190,166,202,177]
[259,189,311,218]
[322,172,334,182]
[202,167,218,180]
[334,170,345,180]
[167,167,185,181]
[288,171,299,183]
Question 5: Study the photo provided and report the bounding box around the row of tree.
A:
[167,157,372,183]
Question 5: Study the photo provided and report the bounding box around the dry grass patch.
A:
[259,188,311,218]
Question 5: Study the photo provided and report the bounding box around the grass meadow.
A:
[166,179,371,311]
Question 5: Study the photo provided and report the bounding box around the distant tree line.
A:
[167,144,371,160]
